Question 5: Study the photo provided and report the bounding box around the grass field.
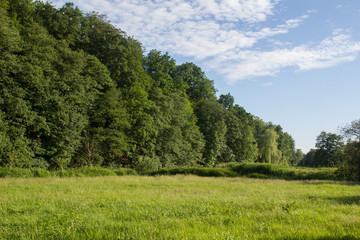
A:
[0,176,359,239]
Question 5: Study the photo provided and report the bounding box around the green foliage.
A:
[31,168,52,177]
[248,172,270,179]
[0,167,138,178]
[275,125,296,165]
[69,167,116,177]
[222,105,258,163]
[0,167,33,178]
[195,98,227,166]
[258,127,281,164]
[0,1,297,171]
[314,131,344,167]
[298,149,317,167]
[150,167,238,177]
[290,149,305,166]
[133,156,162,174]
[218,93,234,110]
[338,142,360,180]
[151,90,204,167]
[144,50,177,94]
[338,120,360,180]
[231,163,340,180]
[172,62,216,103]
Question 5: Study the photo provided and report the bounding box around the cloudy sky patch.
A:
[51,0,360,84]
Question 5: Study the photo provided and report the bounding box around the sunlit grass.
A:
[0,176,359,239]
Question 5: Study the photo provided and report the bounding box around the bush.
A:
[69,167,117,177]
[0,167,33,178]
[231,163,340,181]
[149,167,238,177]
[114,168,137,176]
[133,156,161,174]
[0,167,138,178]
[31,168,52,178]
[232,163,285,175]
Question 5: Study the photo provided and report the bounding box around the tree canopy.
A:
[0,0,298,170]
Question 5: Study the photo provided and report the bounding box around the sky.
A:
[50,0,360,153]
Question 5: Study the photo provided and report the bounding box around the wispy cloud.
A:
[210,33,360,83]
[52,0,360,84]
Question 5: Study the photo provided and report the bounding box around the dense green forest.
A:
[1,1,358,178]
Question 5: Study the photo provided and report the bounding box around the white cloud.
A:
[51,0,360,84]
[210,33,360,84]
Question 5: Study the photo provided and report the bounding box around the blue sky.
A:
[51,0,360,153]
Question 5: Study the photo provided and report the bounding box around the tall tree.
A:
[195,98,227,166]
[218,93,234,110]
[275,125,295,165]
[258,127,281,164]
[290,149,305,166]
[172,63,216,103]
[222,104,257,163]
[314,131,344,167]
[152,90,204,167]
[144,50,177,95]
[340,119,360,180]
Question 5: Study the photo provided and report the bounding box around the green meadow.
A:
[0,176,359,240]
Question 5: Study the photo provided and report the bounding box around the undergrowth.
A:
[0,163,348,181]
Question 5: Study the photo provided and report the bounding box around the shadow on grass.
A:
[272,237,360,240]
[326,196,360,205]
[301,180,360,186]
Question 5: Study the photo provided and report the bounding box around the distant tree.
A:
[314,131,344,167]
[258,127,281,164]
[298,149,317,167]
[290,149,304,166]
[275,125,295,165]
[341,119,360,142]
[339,119,360,180]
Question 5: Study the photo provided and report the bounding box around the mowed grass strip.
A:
[0,176,359,239]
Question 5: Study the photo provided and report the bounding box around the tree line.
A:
[0,0,300,171]
[298,120,360,180]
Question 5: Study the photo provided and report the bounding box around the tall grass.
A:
[0,163,345,181]
[0,167,137,178]
[0,176,359,239]
[149,167,237,177]
[231,163,340,180]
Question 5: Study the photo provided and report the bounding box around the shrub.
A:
[149,167,238,177]
[249,173,270,179]
[231,163,340,181]
[232,163,285,175]
[31,168,52,178]
[114,168,137,176]
[70,167,117,177]
[0,167,33,178]
[133,156,161,174]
